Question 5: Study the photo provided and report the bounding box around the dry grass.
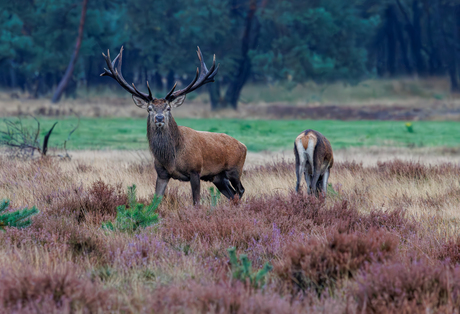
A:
[1,148,460,312]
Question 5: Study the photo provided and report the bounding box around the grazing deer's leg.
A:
[304,172,312,194]
[321,169,330,197]
[190,172,201,206]
[310,171,322,197]
[294,141,306,192]
[213,174,236,199]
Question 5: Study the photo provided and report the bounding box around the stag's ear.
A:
[132,95,148,109]
[170,95,186,108]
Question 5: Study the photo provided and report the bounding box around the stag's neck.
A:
[147,117,183,168]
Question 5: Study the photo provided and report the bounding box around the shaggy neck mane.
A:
[147,117,183,168]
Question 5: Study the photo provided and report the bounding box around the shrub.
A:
[102,184,161,233]
[0,264,114,312]
[42,180,128,224]
[0,199,39,231]
[228,247,272,289]
[354,261,460,313]
[275,229,398,294]
[438,237,460,265]
[377,159,428,181]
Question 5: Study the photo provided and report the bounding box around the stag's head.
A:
[101,47,219,129]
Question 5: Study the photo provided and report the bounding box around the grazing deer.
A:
[101,47,247,205]
[294,129,333,196]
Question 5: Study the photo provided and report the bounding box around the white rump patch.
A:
[296,139,306,168]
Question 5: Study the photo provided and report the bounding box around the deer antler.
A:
[165,47,219,102]
[100,47,155,102]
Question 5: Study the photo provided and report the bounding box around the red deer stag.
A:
[294,129,333,196]
[101,47,247,205]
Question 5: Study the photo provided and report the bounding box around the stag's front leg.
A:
[190,172,201,205]
[155,177,170,197]
[155,165,170,197]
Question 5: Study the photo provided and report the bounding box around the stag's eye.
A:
[166,107,171,112]
[148,106,153,112]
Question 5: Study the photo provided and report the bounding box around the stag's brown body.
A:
[101,47,246,205]
[294,129,333,196]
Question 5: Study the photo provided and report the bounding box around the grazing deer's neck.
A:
[147,117,183,167]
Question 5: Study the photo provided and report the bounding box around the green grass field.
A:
[4,117,460,151]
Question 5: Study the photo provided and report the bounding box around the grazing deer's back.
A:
[296,129,334,169]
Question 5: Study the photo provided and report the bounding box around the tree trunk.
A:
[209,81,222,110]
[9,61,17,88]
[433,0,460,92]
[390,4,413,75]
[385,6,396,76]
[51,0,88,103]
[223,0,259,110]
[395,0,426,76]
[410,0,426,75]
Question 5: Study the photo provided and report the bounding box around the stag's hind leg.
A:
[190,172,201,206]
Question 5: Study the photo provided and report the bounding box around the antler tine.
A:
[146,81,153,99]
[100,47,154,102]
[165,82,178,99]
[166,47,219,101]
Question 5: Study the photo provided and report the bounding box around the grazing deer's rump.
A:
[294,129,333,196]
[101,46,246,205]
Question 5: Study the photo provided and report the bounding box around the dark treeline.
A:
[1,0,460,109]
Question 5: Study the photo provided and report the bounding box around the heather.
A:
[0,155,460,312]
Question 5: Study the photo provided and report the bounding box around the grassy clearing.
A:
[5,116,460,151]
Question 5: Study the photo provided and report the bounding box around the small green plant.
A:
[0,199,39,231]
[102,185,161,233]
[209,187,221,207]
[327,183,339,197]
[405,122,414,133]
[227,247,272,289]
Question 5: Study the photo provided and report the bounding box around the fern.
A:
[0,199,39,231]
[102,185,161,233]
[227,247,272,289]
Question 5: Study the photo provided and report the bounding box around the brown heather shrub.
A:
[133,281,349,314]
[376,159,460,181]
[337,160,364,174]
[355,261,460,313]
[245,158,295,177]
[0,263,115,313]
[75,162,93,173]
[275,229,398,293]
[377,159,429,180]
[438,237,460,265]
[41,179,127,224]
[2,214,110,263]
[160,191,412,261]
[84,179,127,222]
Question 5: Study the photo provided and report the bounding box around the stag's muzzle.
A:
[155,114,165,128]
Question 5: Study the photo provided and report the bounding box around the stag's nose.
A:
[155,114,164,123]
